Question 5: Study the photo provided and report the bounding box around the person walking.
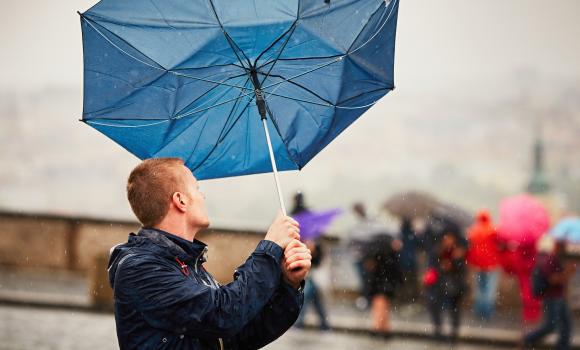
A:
[363,234,403,332]
[466,210,500,320]
[291,192,330,330]
[398,217,419,301]
[425,231,467,342]
[349,203,387,310]
[294,239,330,330]
[108,158,312,350]
[523,240,576,350]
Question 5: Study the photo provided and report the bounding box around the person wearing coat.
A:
[398,217,419,300]
[466,210,500,320]
[523,240,576,350]
[291,192,330,330]
[109,158,312,350]
[425,231,467,342]
[363,234,403,332]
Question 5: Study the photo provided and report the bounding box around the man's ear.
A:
[172,192,187,212]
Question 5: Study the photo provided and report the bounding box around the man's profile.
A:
[108,158,311,349]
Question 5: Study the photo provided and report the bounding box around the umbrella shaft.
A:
[261,118,287,216]
[250,69,267,119]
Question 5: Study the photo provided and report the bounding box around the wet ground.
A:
[0,305,503,350]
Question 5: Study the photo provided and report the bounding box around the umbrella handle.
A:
[261,118,287,216]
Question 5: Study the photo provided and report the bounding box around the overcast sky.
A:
[1,0,579,232]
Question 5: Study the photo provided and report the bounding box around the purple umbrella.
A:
[293,208,343,240]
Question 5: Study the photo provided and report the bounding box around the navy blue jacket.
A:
[108,228,303,350]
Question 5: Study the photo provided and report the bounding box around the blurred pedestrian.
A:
[523,240,576,350]
[466,210,500,320]
[108,158,311,350]
[425,231,467,342]
[398,217,419,301]
[421,215,465,268]
[295,239,330,330]
[498,239,542,322]
[363,234,403,332]
[349,202,387,310]
[291,192,330,330]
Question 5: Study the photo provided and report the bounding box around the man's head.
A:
[352,202,366,219]
[441,232,458,250]
[127,158,209,232]
[554,239,568,257]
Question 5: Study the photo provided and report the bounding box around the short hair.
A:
[127,158,186,227]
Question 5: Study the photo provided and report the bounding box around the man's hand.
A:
[265,211,300,249]
[282,240,312,289]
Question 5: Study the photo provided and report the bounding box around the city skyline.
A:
[1,0,579,231]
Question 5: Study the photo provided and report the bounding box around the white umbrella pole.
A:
[261,118,287,216]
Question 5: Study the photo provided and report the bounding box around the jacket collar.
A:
[130,227,207,264]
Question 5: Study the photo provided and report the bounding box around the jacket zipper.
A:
[194,246,208,274]
[194,247,222,349]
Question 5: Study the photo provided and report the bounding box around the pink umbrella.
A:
[498,194,550,322]
[498,194,550,244]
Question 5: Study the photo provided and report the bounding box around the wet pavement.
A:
[0,305,502,350]
[1,268,579,349]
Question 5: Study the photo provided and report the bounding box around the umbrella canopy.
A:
[550,217,580,243]
[498,194,550,244]
[432,202,473,228]
[383,191,440,219]
[293,208,342,240]
[79,0,399,182]
[362,233,396,259]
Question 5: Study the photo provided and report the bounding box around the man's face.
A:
[442,233,456,249]
[180,165,210,229]
[554,241,567,257]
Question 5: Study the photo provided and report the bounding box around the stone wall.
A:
[2,211,577,312]
[0,211,264,284]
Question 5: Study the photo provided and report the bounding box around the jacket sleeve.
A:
[117,240,284,339]
[224,280,304,350]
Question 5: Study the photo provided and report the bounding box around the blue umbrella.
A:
[79,0,399,213]
[550,218,580,243]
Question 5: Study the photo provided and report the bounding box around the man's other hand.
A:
[265,211,300,249]
[282,239,311,289]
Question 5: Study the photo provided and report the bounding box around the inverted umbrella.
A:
[498,194,550,244]
[79,0,399,214]
[292,208,342,240]
[550,217,580,243]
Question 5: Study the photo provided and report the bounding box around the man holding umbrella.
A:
[108,158,312,350]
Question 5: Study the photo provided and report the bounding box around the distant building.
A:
[526,137,551,194]
[525,136,568,222]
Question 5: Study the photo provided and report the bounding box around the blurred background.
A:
[1,0,580,349]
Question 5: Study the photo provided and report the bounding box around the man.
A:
[108,158,312,350]
[523,240,576,350]
[426,231,466,342]
[348,203,390,310]
[290,192,329,330]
